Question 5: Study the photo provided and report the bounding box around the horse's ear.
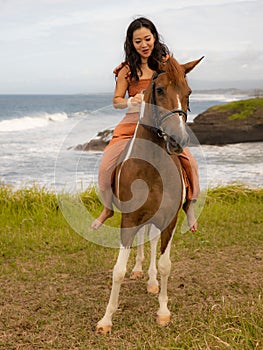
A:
[182,56,204,74]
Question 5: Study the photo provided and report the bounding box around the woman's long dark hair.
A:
[124,17,169,81]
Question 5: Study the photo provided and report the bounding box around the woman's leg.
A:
[91,188,114,230]
[178,147,200,232]
[91,139,130,230]
[182,199,197,232]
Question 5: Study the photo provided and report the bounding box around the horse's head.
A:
[142,55,204,154]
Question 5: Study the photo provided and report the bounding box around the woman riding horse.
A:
[95,39,204,335]
[91,17,200,232]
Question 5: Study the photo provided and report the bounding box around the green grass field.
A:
[0,184,262,349]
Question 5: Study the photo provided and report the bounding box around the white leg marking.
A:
[157,235,173,322]
[97,247,131,329]
[131,227,145,279]
[147,225,160,293]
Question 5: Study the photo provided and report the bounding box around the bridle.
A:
[151,71,188,131]
[140,71,188,153]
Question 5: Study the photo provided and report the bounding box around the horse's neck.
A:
[137,112,161,140]
[136,123,158,141]
[123,102,164,159]
[129,122,165,158]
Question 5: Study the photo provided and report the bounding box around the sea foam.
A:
[0,112,68,132]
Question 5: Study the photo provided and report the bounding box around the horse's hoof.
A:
[147,284,159,295]
[130,271,144,280]
[95,324,112,335]
[157,315,171,327]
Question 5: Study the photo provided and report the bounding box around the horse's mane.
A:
[161,56,186,86]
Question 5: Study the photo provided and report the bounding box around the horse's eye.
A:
[156,86,165,95]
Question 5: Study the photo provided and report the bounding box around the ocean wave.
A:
[70,110,90,118]
[191,93,249,102]
[0,112,68,132]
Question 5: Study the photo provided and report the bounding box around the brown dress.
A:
[98,68,200,201]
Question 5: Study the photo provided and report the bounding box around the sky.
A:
[0,0,262,94]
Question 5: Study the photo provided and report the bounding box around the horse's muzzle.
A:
[168,133,190,154]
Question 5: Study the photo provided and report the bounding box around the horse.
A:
[95,55,204,335]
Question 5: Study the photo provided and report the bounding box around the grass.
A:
[0,184,262,349]
[207,97,263,120]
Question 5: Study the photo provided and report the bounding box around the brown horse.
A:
[96,55,204,335]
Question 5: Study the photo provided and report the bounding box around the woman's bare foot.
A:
[187,211,198,232]
[183,199,198,232]
[187,215,198,232]
[91,208,114,230]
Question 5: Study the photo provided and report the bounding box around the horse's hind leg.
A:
[147,225,160,295]
[96,246,131,335]
[130,226,145,280]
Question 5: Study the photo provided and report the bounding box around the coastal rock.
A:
[74,129,113,151]
[189,98,263,144]
[75,98,263,151]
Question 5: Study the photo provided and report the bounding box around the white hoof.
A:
[147,284,159,295]
[95,324,112,335]
[130,271,144,280]
[157,315,171,327]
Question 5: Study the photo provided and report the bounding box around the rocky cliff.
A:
[189,98,263,144]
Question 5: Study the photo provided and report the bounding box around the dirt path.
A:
[1,245,262,349]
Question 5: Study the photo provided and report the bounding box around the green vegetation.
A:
[0,184,262,349]
[208,97,263,120]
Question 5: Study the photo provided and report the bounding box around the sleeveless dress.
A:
[98,76,150,192]
[98,64,200,201]
[106,79,150,147]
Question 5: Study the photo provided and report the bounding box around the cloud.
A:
[0,0,262,93]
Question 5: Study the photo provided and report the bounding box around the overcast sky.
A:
[0,0,262,93]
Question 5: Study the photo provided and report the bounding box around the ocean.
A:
[0,93,262,193]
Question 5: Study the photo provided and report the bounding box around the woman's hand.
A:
[128,93,143,106]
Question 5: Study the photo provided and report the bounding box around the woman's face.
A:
[132,27,155,60]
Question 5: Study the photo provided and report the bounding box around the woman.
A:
[91,17,199,232]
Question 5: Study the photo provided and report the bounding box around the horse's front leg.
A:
[96,246,131,335]
[147,225,160,294]
[157,232,174,326]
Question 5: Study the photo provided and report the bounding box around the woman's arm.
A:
[112,66,130,109]
[113,65,144,109]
